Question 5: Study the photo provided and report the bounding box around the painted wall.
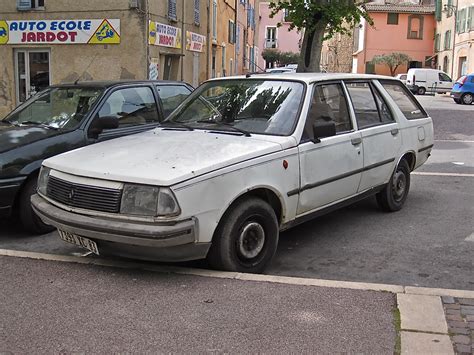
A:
[354,11,436,76]
[258,2,302,68]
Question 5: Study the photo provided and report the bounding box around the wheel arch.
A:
[397,151,416,171]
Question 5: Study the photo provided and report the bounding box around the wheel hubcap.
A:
[238,222,265,259]
[463,94,473,104]
[392,170,406,202]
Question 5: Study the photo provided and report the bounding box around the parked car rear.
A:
[451,74,474,105]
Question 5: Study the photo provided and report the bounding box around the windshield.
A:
[4,87,103,129]
[165,79,304,136]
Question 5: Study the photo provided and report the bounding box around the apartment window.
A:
[456,8,467,33]
[222,45,226,77]
[444,30,451,49]
[228,20,235,44]
[407,15,424,39]
[212,0,217,40]
[194,0,200,25]
[365,62,375,74]
[168,0,177,21]
[434,33,440,52]
[265,27,277,48]
[283,8,290,22]
[17,0,44,10]
[435,0,442,21]
[387,13,399,25]
[468,7,473,31]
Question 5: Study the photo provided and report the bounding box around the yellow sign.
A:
[148,21,156,45]
[0,20,9,44]
[88,19,120,44]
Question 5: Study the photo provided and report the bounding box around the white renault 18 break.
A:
[32,74,434,273]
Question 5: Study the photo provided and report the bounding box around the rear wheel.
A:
[376,160,411,212]
[207,197,279,273]
[19,176,55,234]
[461,93,473,105]
[417,87,426,95]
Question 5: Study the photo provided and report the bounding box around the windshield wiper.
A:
[159,121,194,131]
[18,121,59,130]
[196,120,251,137]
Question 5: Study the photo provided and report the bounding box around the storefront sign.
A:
[148,58,159,80]
[186,31,205,53]
[0,19,120,45]
[148,21,181,49]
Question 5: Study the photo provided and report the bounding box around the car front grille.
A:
[46,176,122,213]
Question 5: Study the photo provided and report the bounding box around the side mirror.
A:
[88,115,119,138]
[312,119,336,143]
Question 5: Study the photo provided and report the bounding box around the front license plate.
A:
[58,230,99,255]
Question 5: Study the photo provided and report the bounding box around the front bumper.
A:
[450,91,461,99]
[0,176,27,218]
[31,194,210,262]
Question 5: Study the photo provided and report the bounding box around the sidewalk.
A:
[1,251,473,353]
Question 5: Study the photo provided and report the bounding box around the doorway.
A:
[15,49,50,103]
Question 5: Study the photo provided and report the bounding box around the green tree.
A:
[279,51,300,66]
[371,52,412,76]
[269,0,372,73]
[262,49,281,67]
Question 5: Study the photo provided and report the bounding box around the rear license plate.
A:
[58,230,99,255]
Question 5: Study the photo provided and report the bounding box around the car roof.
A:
[50,80,191,89]
[206,72,399,84]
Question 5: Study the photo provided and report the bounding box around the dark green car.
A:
[0,80,192,234]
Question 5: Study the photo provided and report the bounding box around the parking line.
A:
[412,172,474,177]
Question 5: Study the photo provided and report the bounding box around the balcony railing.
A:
[264,39,277,49]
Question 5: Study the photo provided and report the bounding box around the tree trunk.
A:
[297,22,327,73]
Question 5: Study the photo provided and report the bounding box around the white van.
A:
[406,68,454,95]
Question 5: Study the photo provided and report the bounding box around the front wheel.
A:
[207,197,279,273]
[453,98,461,104]
[376,160,411,212]
[461,93,473,105]
[417,87,426,95]
[19,177,55,234]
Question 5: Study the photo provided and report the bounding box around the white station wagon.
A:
[32,74,434,273]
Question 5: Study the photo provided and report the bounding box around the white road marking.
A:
[465,233,474,242]
[412,172,474,177]
[434,140,474,143]
[452,162,465,165]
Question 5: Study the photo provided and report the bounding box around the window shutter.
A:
[435,0,442,21]
[194,0,200,25]
[168,0,177,21]
[17,0,31,10]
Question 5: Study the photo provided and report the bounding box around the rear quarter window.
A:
[380,80,428,120]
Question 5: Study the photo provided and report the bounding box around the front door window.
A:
[15,49,50,103]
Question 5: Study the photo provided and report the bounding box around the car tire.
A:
[19,176,55,235]
[453,98,461,104]
[376,159,411,212]
[207,197,279,273]
[461,93,473,105]
[417,87,426,95]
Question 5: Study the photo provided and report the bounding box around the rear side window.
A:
[380,81,428,120]
[157,85,192,117]
[345,82,394,129]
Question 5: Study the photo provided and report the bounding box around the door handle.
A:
[351,137,362,145]
[391,128,399,136]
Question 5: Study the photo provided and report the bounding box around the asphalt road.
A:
[1,256,396,353]
[1,94,472,290]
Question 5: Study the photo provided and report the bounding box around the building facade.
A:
[434,0,474,79]
[258,1,302,69]
[0,0,259,118]
[320,31,354,73]
[235,0,258,73]
[352,1,436,76]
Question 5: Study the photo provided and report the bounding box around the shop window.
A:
[407,15,424,39]
[442,56,449,73]
[387,13,399,25]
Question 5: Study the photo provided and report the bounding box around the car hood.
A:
[44,128,286,186]
[0,123,60,154]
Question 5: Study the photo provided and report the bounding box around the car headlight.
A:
[37,166,51,196]
[120,184,180,217]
